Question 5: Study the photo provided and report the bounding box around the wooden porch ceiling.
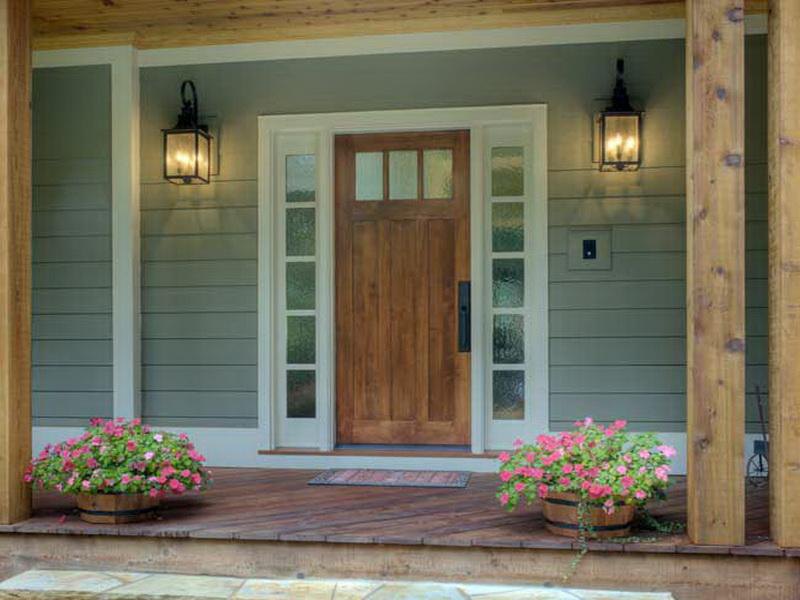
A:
[33,0,767,51]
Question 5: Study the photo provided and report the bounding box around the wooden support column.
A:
[685,0,745,546]
[768,0,800,548]
[0,0,31,525]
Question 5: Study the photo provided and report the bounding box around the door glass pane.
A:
[287,370,315,418]
[493,370,524,420]
[493,314,525,364]
[355,152,383,201]
[491,147,524,197]
[286,262,315,310]
[286,208,315,257]
[492,203,524,252]
[492,258,524,308]
[286,155,316,203]
[423,149,453,199]
[389,150,418,200]
[287,316,315,364]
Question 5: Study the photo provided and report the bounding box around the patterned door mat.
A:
[308,469,471,488]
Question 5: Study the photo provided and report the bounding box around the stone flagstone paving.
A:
[0,570,676,599]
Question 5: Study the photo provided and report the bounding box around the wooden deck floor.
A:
[1,468,784,557]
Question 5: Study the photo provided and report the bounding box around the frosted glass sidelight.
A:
[286,155,316,203]
[493,314,525,364]
[287,370,316,418]
[286,262,315,310]
[491,147,524,197]
[287,316,316,364]
[286,208,315,257]
[492,203,524,252]
[493,370,525,420]
[492,258,524,308]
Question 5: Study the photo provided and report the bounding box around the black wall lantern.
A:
[163,80,212,184]
[593,59,643,172]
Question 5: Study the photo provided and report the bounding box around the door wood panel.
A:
[335,130,470,445]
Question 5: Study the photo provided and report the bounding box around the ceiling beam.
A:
[31,0,767,51]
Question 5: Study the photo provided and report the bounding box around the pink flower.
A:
[537,484,549,498]
[149,488,160,498]
[86,458,98,469]
[514,482,525,492]
[655,466,670,482]
[529,467,544,479]
[500,471,513,482]
[500,493,510,506]
[131,418,142,426]
[638,449,651,460]
[622,454,632,463]
[121,474,132,485]
[525,452,535,463]
[153,434,164,443]
[161,465,176,477]
[621,476,634,489]
[558,477,571,486]
[583,417,594,427]
[144,451,155,461]
[126,440,137,452]
[603,498,616,515]
[588,483,605,499]
[561,463,574,474]
[634,490,647,500]
[91,436,103,446]
[191,473,202,485]
[656,445,677,458]
[81,480,91,490]
[498,452,511,463]
[180,469,191,478]
[512,437,523,449]
[612,419,627,430]
[616,465,627,475]
[179,432,188,441]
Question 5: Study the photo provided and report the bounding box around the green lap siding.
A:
[133,35,768,431]
[32,65,113,426]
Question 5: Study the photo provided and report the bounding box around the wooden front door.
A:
[335,130,470,445]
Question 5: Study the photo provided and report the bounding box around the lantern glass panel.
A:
[164,129,211,183]
[601,114,640,170]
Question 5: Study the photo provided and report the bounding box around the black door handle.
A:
[458,281,471,352]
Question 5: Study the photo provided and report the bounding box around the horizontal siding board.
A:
[33,209,110,237]
[33,236,111,262]
[142,207,257,236]
[33,183,111,211]
[550,308,686,338]
[142,286,257,313]
[32,392,113,419]
[142,391,257,419]
[550,393,686,422]
[140,180,257,210]
[141,234,257,261]
[33,288,112,314]
[142,417,258,428]
[142,260,256,287]
[550,365,685,394]
[142,339,257,366]
[32,366,112,392]
[32,340,112,366]
[550,337,685,366]
[548,197,684,227]
[550,281,685,310]
[32,158,110,185]
[32,314,112,340]
[142,366,257,392]
[33,262,111,289]
[549,252,685,282]
[141,313,256,339]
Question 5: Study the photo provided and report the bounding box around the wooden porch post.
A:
[768,0,800,548]
[685,0,745,545]
[0,0,31,525]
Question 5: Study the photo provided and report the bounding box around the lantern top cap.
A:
[605,59,637,114]
[173,79,201,130]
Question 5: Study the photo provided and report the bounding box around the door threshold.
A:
[258,445,498,458]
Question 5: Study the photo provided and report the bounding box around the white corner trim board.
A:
[33,15,767,70]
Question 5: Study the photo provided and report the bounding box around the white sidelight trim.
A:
[258,105,548,454]
[133,16,767,68]
[32,426,760,476]
[111,47,142,420]
[33,46,142,421]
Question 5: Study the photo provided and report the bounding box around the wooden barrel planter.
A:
[542,492,634,539]
[77,493,160,524]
